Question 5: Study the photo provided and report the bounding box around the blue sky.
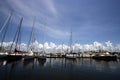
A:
[0,0,120,45]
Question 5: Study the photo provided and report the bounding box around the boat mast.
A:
[43,35,45,54]
[10,17,23,52]
[28,18,35,52]
[69,30,73,54]
[62,43,63,54]
[15,17,23,51]
[0,12,12,51]
[43,22,46,54]
[61,43,63,54]
[0,12,12,33]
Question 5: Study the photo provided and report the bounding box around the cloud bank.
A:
[1,41,120,53]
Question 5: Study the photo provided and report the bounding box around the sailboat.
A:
[0,52,8,59]
[61,43,66,58]
[24,49,35,61]
[24,19,35,61]
[37,21,46,61]
[92,52,117,61]
[37,45,46,61]
[0,13,12,59]
[5,17,23,62]
[66,31,77,59]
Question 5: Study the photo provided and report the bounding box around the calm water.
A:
[0,58,120,80]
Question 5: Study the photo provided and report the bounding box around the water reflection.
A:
[37,59,46,67]
[23,59,35,70]
[0,58,120,80]
[94,60,119,72]
[44,58,120,73]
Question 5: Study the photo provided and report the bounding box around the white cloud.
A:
[0,0,69,39]
[39,44,43,49]
[50,42,56,48]
[43,0,58,16]
[35,22,69,39]
[44,25,69,38]
[1,41,120,53]
[105,41,112,47]
[44,42,50,50]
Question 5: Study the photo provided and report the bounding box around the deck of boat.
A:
[92,56,117,61]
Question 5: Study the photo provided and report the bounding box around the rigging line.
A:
[0,16,6,31]
[15,17,23,50]
[70,30,73,53]
[0,13,12,50]
[10,17,22,51]
[43,21,46,54]
[28,18,36,51]
[68,29,73,54]
[0,13,12,33]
